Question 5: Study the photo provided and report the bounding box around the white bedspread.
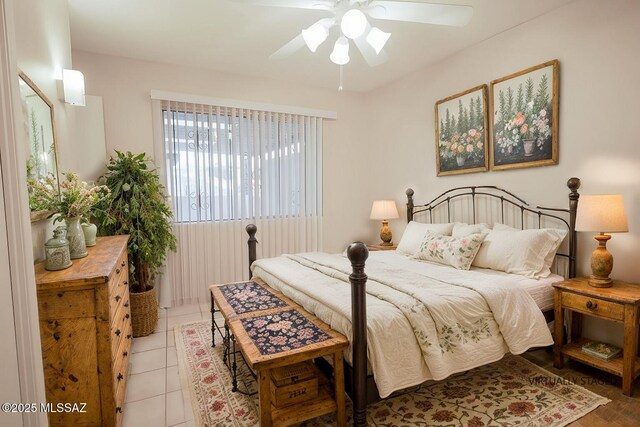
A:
[251,251,554,398]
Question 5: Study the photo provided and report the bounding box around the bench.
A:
[209,280,348,427]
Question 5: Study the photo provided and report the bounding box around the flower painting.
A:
[435,84,489,176]
[490,60,559,170]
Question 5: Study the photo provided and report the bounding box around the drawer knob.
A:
[125,313,130,320]
[116,268,121,274]
[115,295,122,302]
[121,261,126,267]
[124,301,129,308]
[115,329,121,336]
[586,300,598,309]
[117,373,124,381]
[123,351,128,357]
[116,407,122,414]
[123,281,129,286]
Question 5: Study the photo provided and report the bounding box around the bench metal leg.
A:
[231,335,238,392]
[211,292,215,347]
[223,323,230,366]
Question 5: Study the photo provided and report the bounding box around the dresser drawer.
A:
[112,320,131,388]
[109,252,129,293]
[109,280,129,323]
[562,292,624,321]
[111,305,132,363]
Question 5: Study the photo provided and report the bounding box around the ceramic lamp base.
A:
[379,220,393,246]
[588,233,613,288]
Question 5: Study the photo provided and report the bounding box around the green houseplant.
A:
[96,151,176,336]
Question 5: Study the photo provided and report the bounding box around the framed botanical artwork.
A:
[490,60,559,170]
[435,84,489,176]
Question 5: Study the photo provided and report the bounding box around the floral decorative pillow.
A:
[414,232,486,270]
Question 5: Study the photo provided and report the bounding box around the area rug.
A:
[175,320,609,427]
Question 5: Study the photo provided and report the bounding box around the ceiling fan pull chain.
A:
[338,65,344,92]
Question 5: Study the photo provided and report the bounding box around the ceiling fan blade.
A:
[365,1,473,26]
[228,0,334,11]
[269,34,307,60]
[353,35,388,67]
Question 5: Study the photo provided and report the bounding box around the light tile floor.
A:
[123,303,218,427]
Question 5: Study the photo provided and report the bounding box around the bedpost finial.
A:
[347,242,369,266]
[567,177,581,193]
[406,188,414,198]
[246,223,257,237]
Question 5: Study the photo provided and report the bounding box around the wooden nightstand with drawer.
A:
[553,277,640,396]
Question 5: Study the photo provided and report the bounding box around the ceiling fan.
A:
[230,0,473,67]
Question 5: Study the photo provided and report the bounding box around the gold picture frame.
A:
[490,60,559,170]
[435,84,489,176]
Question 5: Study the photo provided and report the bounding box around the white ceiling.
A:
[68,0,574,92]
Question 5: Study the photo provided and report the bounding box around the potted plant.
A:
[28,172,109,258]
[96,151,177,337]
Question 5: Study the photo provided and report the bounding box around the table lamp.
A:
[575,194,628,287]
[370,200,399,246]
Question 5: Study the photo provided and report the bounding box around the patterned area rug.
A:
[175,320,609,427]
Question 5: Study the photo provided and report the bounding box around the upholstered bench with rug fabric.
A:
[209,280,348,427]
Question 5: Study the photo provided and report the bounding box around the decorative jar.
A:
[45,226,72,271]
[82,222,98,247]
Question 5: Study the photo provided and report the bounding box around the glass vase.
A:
[66,216,88,259]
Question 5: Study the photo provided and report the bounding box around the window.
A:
[162,102,322,223]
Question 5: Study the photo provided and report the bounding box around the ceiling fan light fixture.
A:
[340,9,367,39]
[366,27,391,54]
[329,36,350,65]
[302,22,329,52]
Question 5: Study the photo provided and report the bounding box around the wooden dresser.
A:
[35,235,132,426]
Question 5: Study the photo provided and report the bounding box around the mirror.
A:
[19,71,60,222]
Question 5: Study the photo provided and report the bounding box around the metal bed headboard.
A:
[406,177,581,278]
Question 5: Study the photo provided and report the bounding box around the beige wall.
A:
[366,0,640,280]
[72,50,376,252]
[363,0,640,345]
[14,0,76,172]
[14,0,80,261]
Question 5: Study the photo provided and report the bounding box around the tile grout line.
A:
[165,316,169,427]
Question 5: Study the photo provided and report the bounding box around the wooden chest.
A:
[35,236,132,426]
[270,362,318,407]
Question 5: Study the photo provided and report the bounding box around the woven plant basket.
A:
[130,287,158,337]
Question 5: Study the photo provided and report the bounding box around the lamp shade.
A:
[575,194,629,233]
[370,200,399,220]
[302,22,329,52]
[330,36,350,65]
[366,27,391,54]
[341,9,367,39]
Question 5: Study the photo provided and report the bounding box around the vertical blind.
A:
[155,100,323,306]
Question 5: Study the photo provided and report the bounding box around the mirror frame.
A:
[19,70,61,222]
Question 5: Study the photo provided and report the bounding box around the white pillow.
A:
[494,223,567,275]
[472,223,567,278]
[396,221,454,256]
[452,222,492,238]
[414,232,486,270]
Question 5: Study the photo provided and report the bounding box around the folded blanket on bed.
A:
[252,251,553,398]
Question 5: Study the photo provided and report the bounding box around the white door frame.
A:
[0,0,47,425]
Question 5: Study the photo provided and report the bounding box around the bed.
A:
[245,178,581,427]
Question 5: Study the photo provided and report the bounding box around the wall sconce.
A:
[63,69,85,106]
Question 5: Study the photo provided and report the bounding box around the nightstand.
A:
[553,277,640,396]
[366,244,397,251]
